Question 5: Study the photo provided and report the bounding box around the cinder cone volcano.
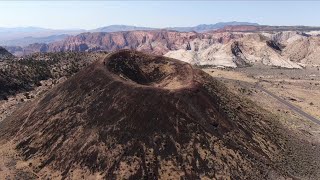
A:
[0,50,299,179]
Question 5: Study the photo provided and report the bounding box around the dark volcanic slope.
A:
[0,50,306,179]
[0,46,14,59]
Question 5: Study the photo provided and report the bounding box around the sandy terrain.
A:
[203,68,257,83]
[204,66,320,142]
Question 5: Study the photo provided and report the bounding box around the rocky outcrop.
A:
[231,41,250,67]
[266,40,285,52]
[166,32,311,68]
[45,30,201,55]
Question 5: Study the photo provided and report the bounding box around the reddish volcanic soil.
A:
[0,50,318,179]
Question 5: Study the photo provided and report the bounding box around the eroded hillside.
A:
[6,29,320,69]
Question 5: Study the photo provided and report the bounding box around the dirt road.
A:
[218,77,320,126]
[254,82,320,126]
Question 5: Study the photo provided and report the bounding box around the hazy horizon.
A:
[0,1,319,29]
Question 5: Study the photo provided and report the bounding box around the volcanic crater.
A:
[0,50,309,179]
[105,50,194,89]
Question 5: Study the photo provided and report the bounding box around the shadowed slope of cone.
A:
[0,50,299,179]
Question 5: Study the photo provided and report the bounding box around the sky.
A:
[0,1,319,29]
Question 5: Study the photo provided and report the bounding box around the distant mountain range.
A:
[0,34,70,46]
[0,27,83,41]
[0,22,258,46]
[92,25,156,32]
[93,22,259,33]
[166,21,259,32]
